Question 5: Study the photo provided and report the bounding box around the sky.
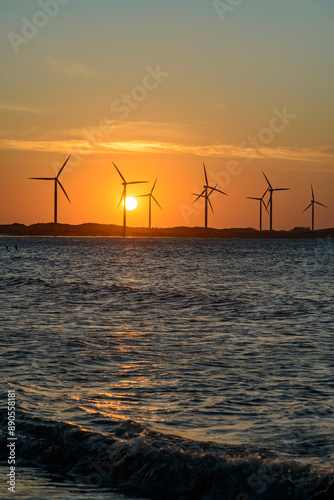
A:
[0,0,333,230]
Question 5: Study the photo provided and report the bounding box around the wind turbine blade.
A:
[246,197,261,201]
[57,155,71,179]
[118,188,125,208]
[136,194,150,198]
[203,162,208,185]
[311,184,314,201]
[262,171,272,189]
[57,180,71,204]
[273,188,290,191]
[113,162,126,183]
[261,198,269,214]
[151,178,157,194]
[208,197,214,213]
[195,188,206,196]
[207,184,218,197]
[314,201,328,208]
[127,181,148,185]
[208,186,228,196]
[262,188,269,199]
[152,195,162,209]
[193,195,203,203]
[303,203,312,212]
[193,190,205,203]
[29,177,54,180]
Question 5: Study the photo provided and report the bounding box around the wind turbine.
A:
[137,179,161,229]
[193,162,228,229]
[29,155,71,236]
[246,189,268,231]
[113,162,148,237]
[262,171,290,231]
[303,185,328,232]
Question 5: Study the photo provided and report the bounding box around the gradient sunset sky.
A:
[1,0,333,230]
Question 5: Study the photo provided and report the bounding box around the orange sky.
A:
[1,1,333,230]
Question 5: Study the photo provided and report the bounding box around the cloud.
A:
[1,137,334,163]
[1,118,333,162]
[44,57,95,77]
[77,119,212,143]
[182,144,334,162]
[0,139,90,153]
[0,101,40,113]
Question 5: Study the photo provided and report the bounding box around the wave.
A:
[0,410,333,499]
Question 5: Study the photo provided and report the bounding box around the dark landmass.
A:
[0,223,333,238]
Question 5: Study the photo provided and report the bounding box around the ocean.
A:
[1,236,333,499]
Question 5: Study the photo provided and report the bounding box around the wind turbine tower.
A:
[113,162,148,237]
[29,155,71,236]
[193,163,228,229]
[303,185,328,232]
[262,171,290,231]
[137,179,161,229]
[246,189,268,231]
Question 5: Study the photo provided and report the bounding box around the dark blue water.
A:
[1,237,333,499]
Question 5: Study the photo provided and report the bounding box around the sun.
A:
[122,196,138,211]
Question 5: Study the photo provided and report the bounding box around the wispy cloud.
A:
[76,119,211,142]
[66,119,222,146]
[45,57,95,77]
[182,144,334,162]
[1,137,334,163]
[0,139,90,153]
[0,101,40,113]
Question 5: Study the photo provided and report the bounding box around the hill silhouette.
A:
[0,223,333,238]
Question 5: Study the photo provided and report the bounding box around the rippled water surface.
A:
[1,237,333,499]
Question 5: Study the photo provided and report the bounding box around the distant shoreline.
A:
[0,223,333,239]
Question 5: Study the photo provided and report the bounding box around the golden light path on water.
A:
[1,237,334,500]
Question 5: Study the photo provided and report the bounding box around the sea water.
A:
[1,237,333,499]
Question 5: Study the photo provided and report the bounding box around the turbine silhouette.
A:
[137,179,161,229]
[246,189,268,231]
[303,185,328,232]
[29,155,71,236]
[193,163,227,229]
[262,171,290,231]
[113,162,148,237]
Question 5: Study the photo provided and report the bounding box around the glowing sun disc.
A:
[122,196,137,211]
